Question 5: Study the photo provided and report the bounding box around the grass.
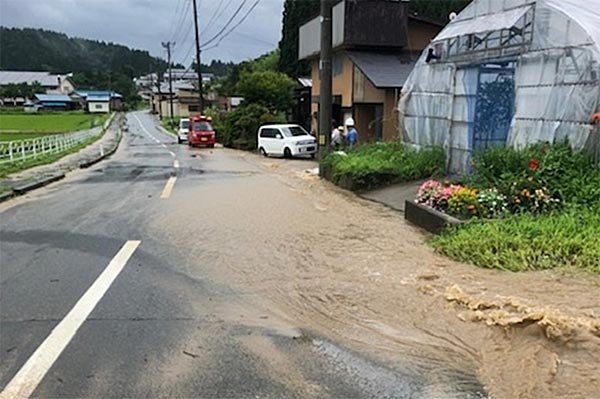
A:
[0,133,103,178]
[321,142,445,191]
[160,117,179,136]
[431,143,600,274]
[0,112,109,140]
[433,205,600,273]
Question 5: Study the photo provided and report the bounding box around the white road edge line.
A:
[169,151,176,157]
[132,114,161,144]
[160,176,177,199]
[0,241,141,399]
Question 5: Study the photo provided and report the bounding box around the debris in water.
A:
[183,350,199,359]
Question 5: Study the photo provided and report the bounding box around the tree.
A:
[278,0,320,78]
[236,70,295,113]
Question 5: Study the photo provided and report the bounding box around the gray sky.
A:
[0,0,284,64]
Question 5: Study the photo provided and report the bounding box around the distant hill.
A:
[0,27,168,78]
[0,27,174,104]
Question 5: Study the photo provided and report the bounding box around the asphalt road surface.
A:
[0,111,487,398]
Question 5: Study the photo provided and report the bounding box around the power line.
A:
[202,0,226,37]
[200,0,248,48]
[169,0,191,44]
[201,0,262,52]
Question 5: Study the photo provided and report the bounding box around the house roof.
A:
[0,71,71,87]
[75,90,123,99]
[346,51,416,89]
[34,94,74,102]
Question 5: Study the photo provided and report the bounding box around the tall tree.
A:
[278,0,320,78]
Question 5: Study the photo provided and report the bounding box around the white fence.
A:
[0,113,115,165]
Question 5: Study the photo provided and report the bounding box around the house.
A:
[33,94,77,110]
[151,81,203,117]
[0,71,75,94]
[399,0,600,172]
[73,91,123,113]
[298,0,443,142]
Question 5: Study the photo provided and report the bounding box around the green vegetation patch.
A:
[433,206,600,273]
[322,142,445,191]
[430,142,600,274]
[0,112,108,137]
[0,133,102,178]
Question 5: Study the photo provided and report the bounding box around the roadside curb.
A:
[0,190,15,203]
[79,129,123,169]
[12,173,66,196]
[158,125,177,137]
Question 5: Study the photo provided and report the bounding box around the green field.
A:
[0,112,109,141]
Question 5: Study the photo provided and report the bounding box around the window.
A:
[180,120,189,129]
[95,104,103,109]
[191,121,213,131]
[260,128,278,138]
[281,126,309,137]
[333,54,344,76]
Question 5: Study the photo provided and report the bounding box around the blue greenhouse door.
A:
[472,63,516,150]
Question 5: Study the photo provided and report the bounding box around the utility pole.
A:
[161,41,175,122]
[192,0,204,114]
[318,0,333,160]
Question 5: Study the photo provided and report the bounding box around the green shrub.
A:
[321,142,445,191]
[220,103,286,150]
[433,205,600,273]
[466,142,600,209]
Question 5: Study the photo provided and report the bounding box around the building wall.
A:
[88,101,110,113]
[311,53,355,109]
[405,20,442,51]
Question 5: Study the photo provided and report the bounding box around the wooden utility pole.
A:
[192,0,204,114]
[318,0,333,159]
[161,41,175,121]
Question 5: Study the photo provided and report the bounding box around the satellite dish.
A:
[449,12,458,21]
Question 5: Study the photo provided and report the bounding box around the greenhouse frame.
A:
[399,0,600,172]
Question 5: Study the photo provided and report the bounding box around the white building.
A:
[0,71,75,94]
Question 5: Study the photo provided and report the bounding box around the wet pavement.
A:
[1,111,598,398]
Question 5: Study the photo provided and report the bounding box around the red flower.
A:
[529,159,539,171]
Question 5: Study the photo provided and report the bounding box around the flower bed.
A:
[415,143,600,273]
[320,142,445,191]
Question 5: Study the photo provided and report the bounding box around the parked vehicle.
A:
[258,124,317,158]
[177,118,189,144]
[187,116,215,148]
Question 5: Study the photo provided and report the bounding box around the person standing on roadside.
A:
[345,117,358,148]
[331,125,344,149]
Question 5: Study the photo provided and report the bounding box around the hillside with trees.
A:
[278,0,471,78]
[0,27,172,104]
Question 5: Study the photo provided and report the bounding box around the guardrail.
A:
[0,113,116,165]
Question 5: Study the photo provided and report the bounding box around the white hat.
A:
[345,117,355,126]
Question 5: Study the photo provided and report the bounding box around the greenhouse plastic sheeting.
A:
[399,0,600,172]
[436,6,531,42]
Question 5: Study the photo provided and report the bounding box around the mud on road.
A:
[151,148,600,399]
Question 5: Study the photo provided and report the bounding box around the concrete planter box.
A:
[405,200,463,234]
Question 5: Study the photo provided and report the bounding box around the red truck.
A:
[187,115,215,148]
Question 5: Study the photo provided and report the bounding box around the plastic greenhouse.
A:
[399,0,600,172]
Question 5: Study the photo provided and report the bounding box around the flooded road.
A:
[2,112,598,398]
[151,140,600,399]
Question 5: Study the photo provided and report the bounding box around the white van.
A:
[177,118,189,144]
[257,124,317,158]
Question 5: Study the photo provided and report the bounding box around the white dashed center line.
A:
[160,177,177,199]
[174,160,180,169]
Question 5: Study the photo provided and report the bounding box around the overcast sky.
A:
[0,0,284,64]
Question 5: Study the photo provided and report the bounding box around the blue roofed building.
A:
[72,90,123,113]
[33,94,77,110]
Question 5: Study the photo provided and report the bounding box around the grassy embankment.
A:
[321,142,445,191]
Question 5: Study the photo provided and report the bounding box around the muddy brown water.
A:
[150,149,600,399]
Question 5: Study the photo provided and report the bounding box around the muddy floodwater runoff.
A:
[151,149,600,399]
